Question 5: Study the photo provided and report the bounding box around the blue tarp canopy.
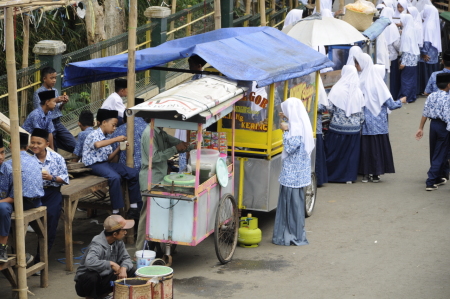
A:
[63,27,333,88]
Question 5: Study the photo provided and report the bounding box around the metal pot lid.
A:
[216,158,228,188]
[163,173,196,185]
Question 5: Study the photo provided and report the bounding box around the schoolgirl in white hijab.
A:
[283,9,303,29]
[346,46,363,66]
[400,14,420,56]
[422,4,442,53]
[415,0,432,12]
[383,0,396,10]
[407,6,424,48]
[394,0,408,18]
[380,7,401,46]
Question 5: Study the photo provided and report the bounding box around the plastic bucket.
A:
[135,250,156,269]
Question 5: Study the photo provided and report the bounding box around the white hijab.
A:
[377,32,390,71]
[394,0,408,17]
[383,0,396,9]
[355,53,393,116]
[380,7,401,45]
[321,8,334,18]
[346,46,363,66]
[416,0,432,11]
[328,65,365,117]
[283,9,303,28]
[422,4,442,52]
[281,98,314,159]
[400,14,420,55]
[313,0,332,13]
[407,6,424,47]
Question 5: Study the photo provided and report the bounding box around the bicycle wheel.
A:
[214,193,238,264]
[304,173,317,218]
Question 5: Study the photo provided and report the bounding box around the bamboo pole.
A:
[20,14,30,125]
[126,0,136,169]
[6,7,28,299]
[339,0,344,10]
[316,0,321,12]
[260,0,266,26]
[169,0,176,40]
[214,0,221,29]
[244,0,251,27]
[186,6,192,36]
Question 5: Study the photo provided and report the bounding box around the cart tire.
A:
[150,258,166,266]
[214,193,239,264]
[304,173,317,218]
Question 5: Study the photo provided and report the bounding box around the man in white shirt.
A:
[101,79,128,125]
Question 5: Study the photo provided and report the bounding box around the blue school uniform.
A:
[325,103,364,182]
[22,107,55,134]
[422,90,450,186]
[33,150,69,262]
[425,68,450,95]
[111,117,147,172]
[398,52,419,103]
[82,128,141,210]
[418,42,441,94]
[0,162,14,237]
[73,127,94,158]
[315,105,328,186]
[33,86,76,153]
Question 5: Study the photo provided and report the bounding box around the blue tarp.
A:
[63,27,334,88]
[362,17,391,41]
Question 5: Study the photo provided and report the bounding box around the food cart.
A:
[63,26,334,264]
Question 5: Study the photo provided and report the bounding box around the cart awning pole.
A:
[126,0,137,168]
[6,6,28,299]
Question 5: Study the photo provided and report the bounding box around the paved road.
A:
[2,96,450,299]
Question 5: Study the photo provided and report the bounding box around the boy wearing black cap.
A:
[73,110,95,161]
[0,133,36,264]
[424,50,450,95]
[101,79,128,125]
[74,215,135,299]
[416,73,450,191]
[33,66,76,153]
[110,98,148,171]
[23,90,56,150]
[82,109,142,218]
[30,128,69,265]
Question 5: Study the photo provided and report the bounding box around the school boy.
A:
[101,79,128,125]
[110,98,148,171]
[30,128,69,265]
[73,110,95,161]
[75,215,135,299]
[33,67,76,152]
[188,55,207,80]
[1,133,44,262]
[416,73,450,191]
[82,109,141,219]
[424,50,450,95]
[23,90,56,149]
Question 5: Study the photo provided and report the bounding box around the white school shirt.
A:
[101,92,126,118]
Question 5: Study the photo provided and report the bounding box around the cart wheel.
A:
[150,258,166,266]
[214,193,238,264]
[162,255,172,267]
[304,173,317,218]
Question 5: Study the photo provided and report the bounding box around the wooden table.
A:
[61,175,108,272]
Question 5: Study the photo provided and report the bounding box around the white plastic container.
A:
[189,149,220,175]
[135,250,156,269]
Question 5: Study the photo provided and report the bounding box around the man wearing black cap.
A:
[82,109,142,217]
[0,134,36,264]
[74,215,135,299]
[101,79,128,126]
[110,98,148,172]
[73,110,95,162]
[1,132,44,263]
[22,90,56,149]
[30,128,69,266]
[416,73,450,191]
[424,50,450,95]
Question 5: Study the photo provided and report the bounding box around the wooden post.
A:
[214,0,222,29]
[244,0,251,27]
[169,0,176,40]
[316,0,321,12]
[289,0,293,9]
[260,0,267,26]
[126,0,136,168]
[20,14,29,125]
[186,6,192,36]
[339,0,344,10]
[6,7,28,299]
[270,0,276,26]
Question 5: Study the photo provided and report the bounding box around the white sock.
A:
[112,209,119,214]
[130,203,138,209]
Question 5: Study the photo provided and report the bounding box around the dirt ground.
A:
[2,96,450,298]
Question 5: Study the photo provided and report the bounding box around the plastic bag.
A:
[345,0,377,14]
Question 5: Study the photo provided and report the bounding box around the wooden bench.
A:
[0,206,49,293]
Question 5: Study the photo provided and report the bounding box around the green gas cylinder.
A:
[238,213,262,248]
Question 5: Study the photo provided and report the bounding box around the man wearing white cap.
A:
[74,215,135,299]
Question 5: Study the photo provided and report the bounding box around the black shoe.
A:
[372,175,380,183]
[426,185,438,191]
[362,175,370,183]
[126,208,140,220]
[0,244,8,263]
[436,178,447,186]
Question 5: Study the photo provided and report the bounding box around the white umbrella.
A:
[282,17,367,49]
